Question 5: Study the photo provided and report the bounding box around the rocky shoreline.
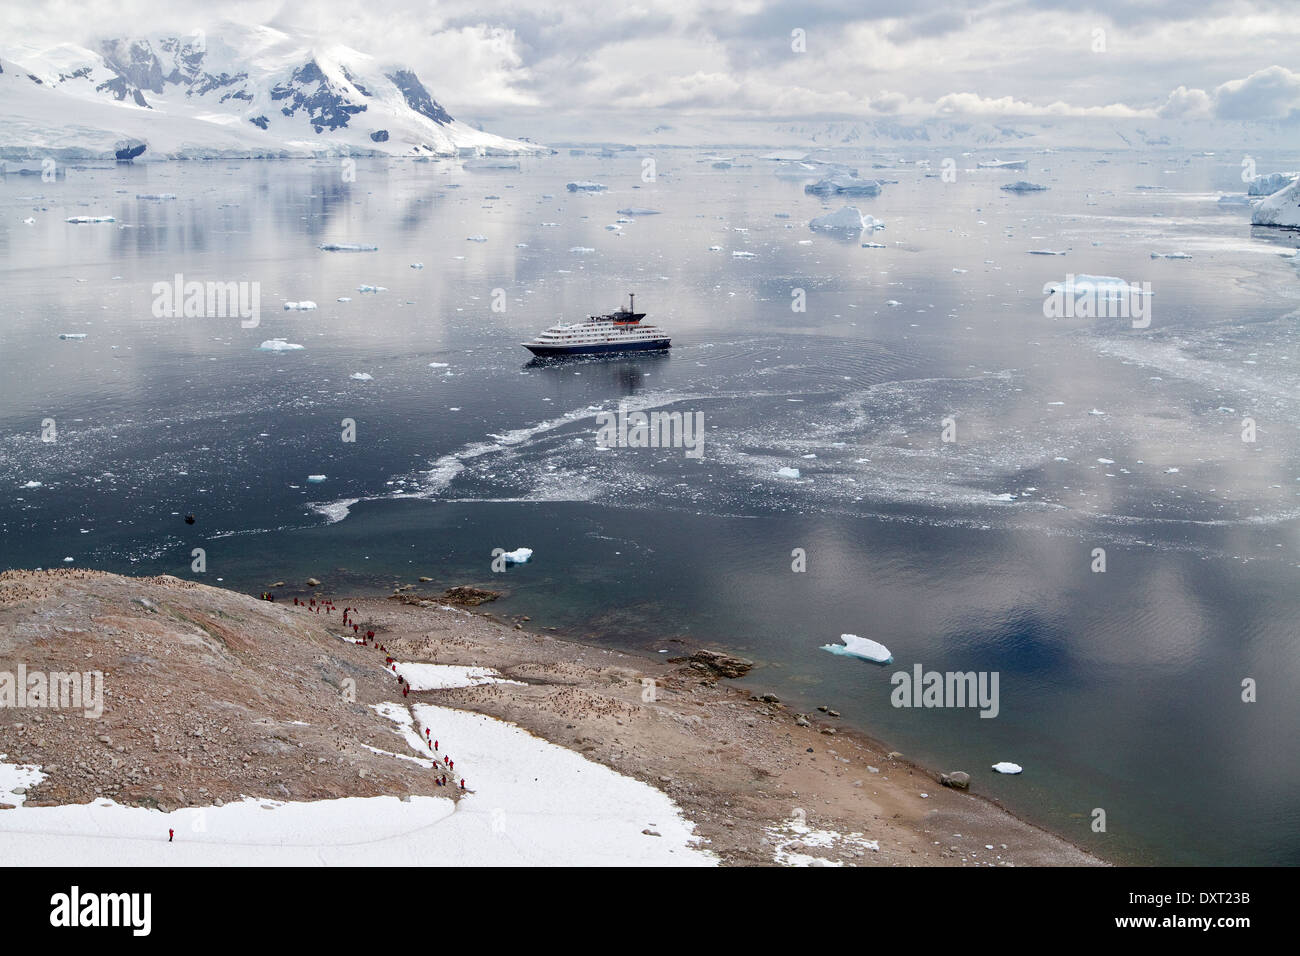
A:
[0,569,1104,866]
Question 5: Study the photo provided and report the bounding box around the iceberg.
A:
[319,242,378,252]
[820,633,893,664]
[991,761,1023,774]
[804,174,882,197]
[1247,172,1297,196]
[502,547,532,564]
[1251,178,1300,227]
[283,301,317,310]
[566,181,607,192]
[809,206,884,236]
[1001,181,1047,193]
[258,338,304,351]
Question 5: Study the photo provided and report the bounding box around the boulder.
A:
[688,649,753,679]
[941,771,971,790]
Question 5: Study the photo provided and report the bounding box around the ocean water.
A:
[2,150,1299,864]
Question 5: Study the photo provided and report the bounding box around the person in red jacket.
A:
[168,829,174,843]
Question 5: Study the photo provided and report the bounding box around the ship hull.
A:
[522,339,670,356]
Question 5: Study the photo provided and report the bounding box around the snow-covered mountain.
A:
[0,25,543,160]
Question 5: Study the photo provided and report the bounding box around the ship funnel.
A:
[629,293,635,314]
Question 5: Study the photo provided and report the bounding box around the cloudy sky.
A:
[9,0,1300,134]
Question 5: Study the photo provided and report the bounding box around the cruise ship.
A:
[522,295,671,356]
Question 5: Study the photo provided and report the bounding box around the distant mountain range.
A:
[0,25,543,160]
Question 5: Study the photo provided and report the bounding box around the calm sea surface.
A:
[3,149,1299,864]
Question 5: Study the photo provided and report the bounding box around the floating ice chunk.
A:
[776,467,801,479]
[21,481,42,489]
[58,333,87,340]
[1027,249,1066,255]
[708,245,722,251]
[1150,252,1192,259]
[1097,458,1115,464]
[821,633,893,664]
[1251,177,1300,226]
[810,206,885,235]
[358,285,387,294]
[732,250,756,258]
[467,235,487,242]
[566,181,607,192]
[307,475,327,483]
[1088,408,1106,415]
[805,174,882,197]
[617,207,660,215]
[65,216,115,223]
[258,338,304,351]
[990,493,1017,501]
[283,301,317,310]
[1247,171,1297,196]
[992,761,1023,774]
[350,372,373,381]
[1000,181,1047,193]
[319,242,377,252]
[502,547,532,564]
[885,299,901,306]
[136,193,176,200]
[978,159,1028,170]
[22,217,34,225]
[861,241,886,248]
[569,246,595,253]
[428,362,449,368]
[337,296,352,302]
[63,556,74,562]
[1165,467,1180,473]
[410,263,424,269]
[604,223,622,231]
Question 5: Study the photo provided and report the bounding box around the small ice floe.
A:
[65,216,115,223]
[862,241,886,248]
[809,206,885,235]
[776,467,801,479]
[1097,458,1115,464]
[136,193,176,200]
[428,362,449,368]
[952,267,968,273]
[991,762,1023,774]
[604,223,622,231]
[1001,181,1048,193]
[1088,408,1106,416]
[885,299,901,306]
[21,481,42,489]
[708,245,722,251]
[1165,467,1180,473]
[358,284,387,293]
[319,242,378,252]
[1150,252,1192,259]
[732,250,756,258]
[62,556,74,563]
[466,235,487,242]
[569,246,595,253]
[990,493,1017,501]
[350,372,373,381]
[58,333,87,340]
[307,475,327,483]
[337,296,352,302]
[1027,249,1066,255]
[617,207,660,215]
[22,217,35,225]
[410,263,424,269]
[566,181,607,192]
[502,547,532,564]
[258,338,304,351]
[283,301,317,310]
[821,633,893,664]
